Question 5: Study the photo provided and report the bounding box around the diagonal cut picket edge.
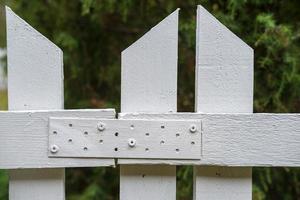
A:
[194,5,254,200]
[120,9,179,200]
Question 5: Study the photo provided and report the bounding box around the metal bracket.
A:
[48,118,202,160]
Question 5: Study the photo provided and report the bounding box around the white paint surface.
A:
[120,9,179,200]
[120,165,176,199]
[194,167,252,199]
[118,113,300,166]
[6,6,66,200]
[6,7,63,110]
[9,169,65,200]
[0,111,298,167]
[199,113,300,166]
[5,7,113,200]
[0,110,116,169]
[49,118,202,160]
[195,6,253,113]
[121,9,179,113]
[194,5,253,200]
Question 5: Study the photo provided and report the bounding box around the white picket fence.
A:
[0,5,299,200]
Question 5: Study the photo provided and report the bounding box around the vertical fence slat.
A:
[6,7,65,200]
[120,9,179,200]
[193,5,253,200]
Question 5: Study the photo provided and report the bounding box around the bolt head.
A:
[97,122,106,131]
[50,145,59,153]
[189,124,197,133]
[128,138,136,147]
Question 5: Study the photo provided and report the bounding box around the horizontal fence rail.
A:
[0,111,299,168]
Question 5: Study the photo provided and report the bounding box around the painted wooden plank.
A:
[120,165,176,199]
[6,6,66,200]
[0,111,298,167]
[193,167,252,200]
[0,109,116,169]
[6,7,63,111]
[120,9,179,200]
[121,9,179,113]
[193,5,253,200]
[119,113,300,166]
[9,169,65,200]
[5,7,113,200]
[199,113,300,166]
[195,5,253,113]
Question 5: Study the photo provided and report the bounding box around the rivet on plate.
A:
[128,138,136,147]
[97,122,106,131]
[50,145,59,153]
[189,124,197,133]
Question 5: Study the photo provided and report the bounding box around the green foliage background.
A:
[0,0,299,199]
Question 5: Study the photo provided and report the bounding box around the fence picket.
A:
[6,7,65,200]
[193,6,253,200]
[119,9,179,200]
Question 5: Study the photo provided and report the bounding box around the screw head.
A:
[97,122,106,131]
[189,124,197,133]
[50,145,59,153]
[128,138,136,147]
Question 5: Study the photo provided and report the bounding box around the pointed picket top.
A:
[194,5,253,200]
[6,7,64,110]
[120,10,179,199]
[195,5,254,113]
[121,9,179,113]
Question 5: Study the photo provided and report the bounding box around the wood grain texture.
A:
[1,111,298,167]
[5,7,113,200]
[200,113,299,166]
[194,5,253,200]
[193,166,252,200]
[9,169,65,200]
[118,113,300,166]
[120,9,179,200]
[0,110,116,169]
[120,165,176,200]
[195,6,253,113]
[6,6,66,200]
[121,9,179,113]
[6,7,63,111]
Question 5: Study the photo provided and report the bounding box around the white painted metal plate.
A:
[49,118,202,160]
